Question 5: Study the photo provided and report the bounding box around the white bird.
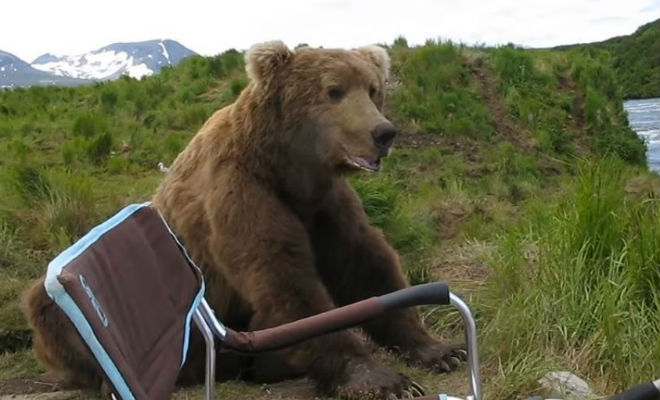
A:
[157,162,170,173]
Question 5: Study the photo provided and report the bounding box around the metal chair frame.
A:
[192,291,481,400]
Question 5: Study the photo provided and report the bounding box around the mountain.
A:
[555,18,660,99]
[0,50,91,89]
[31,39,197,81]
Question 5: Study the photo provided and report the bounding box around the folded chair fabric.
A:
[44,203,205,400]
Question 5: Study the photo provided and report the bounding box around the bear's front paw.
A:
[331,358,424,399]
[405,341,467,373]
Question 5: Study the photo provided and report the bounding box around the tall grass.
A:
[0,165,98,249]
[351,173,436,284]
[483,159,660,396]
[390,41,494,138]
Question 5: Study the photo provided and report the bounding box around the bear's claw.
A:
[332,358,426,399]
[406,341,467,373]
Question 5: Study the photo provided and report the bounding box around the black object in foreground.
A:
[608,380,660,400]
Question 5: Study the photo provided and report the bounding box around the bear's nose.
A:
[372,123,397,154]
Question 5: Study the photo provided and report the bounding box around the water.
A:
[623,98,660,173]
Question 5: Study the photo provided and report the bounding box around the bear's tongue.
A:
[349,156,381,172]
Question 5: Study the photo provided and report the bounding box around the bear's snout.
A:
[371,122,397,157]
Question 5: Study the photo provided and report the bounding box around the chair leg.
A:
[194,310,216,400]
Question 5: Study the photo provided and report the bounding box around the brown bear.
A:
[24,41,465,399]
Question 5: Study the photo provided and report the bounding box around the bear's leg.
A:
[23,277,103,389]
[204,180,417,399]
[312,181,466,373]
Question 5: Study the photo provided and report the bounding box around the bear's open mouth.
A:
[346,156,381,172]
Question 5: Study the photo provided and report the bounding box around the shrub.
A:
[162,133,189,160]
[218,49,244,72]
[206,56,225,78]
[494,45,535,88]
[87,132,114,165]
[33,171,97,249]
[72,113,108,138]
[99,88,118,110]
[106,156,130,174]
[181,104,209,127]
[61,137,87,166]
[393,36,409,48]
[0,166,98,249]
[2,165,51,206]
[230,77,248,97]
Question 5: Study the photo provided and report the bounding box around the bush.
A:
[87,132,114,165]
[206,56,225,78]
[0,166,98,249]
[106,156,130,174]
[61,137,87,166]
[2,165,51,206]
[494,45,535,88]
[230,77,248,97]
[217,49,244,72]
[33,171,97,249]
[99,88,118,110]
[393,36,409,48]
[181,104,209,128]
[72,113,108,138]
[484,159,660,394]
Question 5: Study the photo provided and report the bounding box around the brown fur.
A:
[24,42,463,399]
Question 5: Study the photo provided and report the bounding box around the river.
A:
[623,98,660,173]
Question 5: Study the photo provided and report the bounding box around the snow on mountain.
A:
[31,39,196,81]
[0,50,90,88]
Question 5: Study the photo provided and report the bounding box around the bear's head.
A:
[244,41,396,174]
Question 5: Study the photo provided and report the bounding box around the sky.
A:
[2,0,659,62]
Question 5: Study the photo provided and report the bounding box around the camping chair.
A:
[44,203,482,400]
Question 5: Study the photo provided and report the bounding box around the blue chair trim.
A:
[44,202,207,398]
[44,203,149,400]
[154,209,206,367]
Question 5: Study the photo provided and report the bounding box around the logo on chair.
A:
[79,274,109,327]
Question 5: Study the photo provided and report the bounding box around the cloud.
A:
[640,0,660,13]
[589,16,632,25]
[2,0,657,62]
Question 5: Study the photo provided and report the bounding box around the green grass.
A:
[481,159,659,396]
[0,350,43,380]
[0,36,656,399]
[389,41,495,138]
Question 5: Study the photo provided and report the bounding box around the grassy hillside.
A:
[0,41,658,399]
[556,19,660,99]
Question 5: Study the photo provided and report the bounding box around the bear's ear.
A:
[245,41,293,84]
[356,45,390,80]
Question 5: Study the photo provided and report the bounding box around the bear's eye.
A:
[328,87,345,102]
[369,85,377,99]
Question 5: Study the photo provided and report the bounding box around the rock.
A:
[538,371,595,400]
